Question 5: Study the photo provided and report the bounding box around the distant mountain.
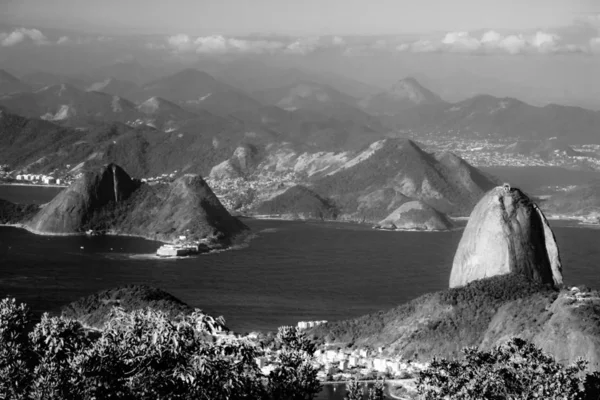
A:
[20,71,89,91]
[25,163,248,244]
[250,81,386,146]
[129,68,264,116]
[90,59,161,85]
[359,77,445,115]
[134,96,201,131]
[312,139,498,222]
[0,69,31,95]
[86,78,138,98]
[384,94,600,143]
[214,60,381,98]
[253,81,358,110]
[0,108,270,178]
[0,83,141,124]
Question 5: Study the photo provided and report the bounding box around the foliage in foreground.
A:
[416,337,600,400]
[0,297,321,400]
[344,377,385,400]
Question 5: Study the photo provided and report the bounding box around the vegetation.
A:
[0,199,39,224]
[417,337,600,399]
[344,378,385,400]
[60,285,195,329]
[0,297,322,400]
[256,185,338,220]
[310,274,559,360]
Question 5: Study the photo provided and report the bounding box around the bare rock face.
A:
[450,184,563,288]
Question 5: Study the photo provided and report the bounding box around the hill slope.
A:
[384,95,600,143]
[375,200,453,231]
[312,139,497,222]
[60,285,195,329]
[0,69,31,95]
[24,164,248,243]
[310,275,600,370]
[129,68,263,115]
[543,180,600,218]
[359,77,444,115]
[255,185,338,220]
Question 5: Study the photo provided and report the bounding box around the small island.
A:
[0,163,250,255]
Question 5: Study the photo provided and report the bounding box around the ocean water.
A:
[1,185,600,333]
[3,183,600,399]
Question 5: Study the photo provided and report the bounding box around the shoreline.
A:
[0,183,68,188]
[0,223,252,255]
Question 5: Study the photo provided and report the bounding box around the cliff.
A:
[375,200,453,231]
[24,164,248,244]
[450,185,562,289]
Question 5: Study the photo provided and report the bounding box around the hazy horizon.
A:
[0,0,598,109]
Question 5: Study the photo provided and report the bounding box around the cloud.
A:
[164,34,352,55]
[591,37,600,54]
[56,36,71,45]
[0,28,48,47]
[166,33,285,54]
[393,30,589,55]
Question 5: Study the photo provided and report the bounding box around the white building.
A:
[373,358,387,373]
[16,175,23,180]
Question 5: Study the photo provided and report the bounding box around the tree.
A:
[367,378,385,400]
[0,298,31,399]
[417,337,600,400]
[345,378,363,400]
[0,298,324,400]
[266,326,322,400]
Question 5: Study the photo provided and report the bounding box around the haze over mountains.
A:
[2,60,600,226]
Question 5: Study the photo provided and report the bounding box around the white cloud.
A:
[56,36,70,45]
[591,37,600,54]
[394,30,590,55]
[0,28,48,47]
[167,34,195,52]
[166,34,285,54]
[441,31,481,52]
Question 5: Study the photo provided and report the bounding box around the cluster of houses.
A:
[141,171,178,184]
[297,320,327,329]
[311,347,428,381]
[15,174,63,185]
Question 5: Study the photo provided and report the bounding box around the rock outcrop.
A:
[25,163,248,244]
[375,200,453,231]
[450,184,562,289]
[26,163,139,234]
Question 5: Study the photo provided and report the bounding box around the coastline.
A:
[0,223,253,255]
[0,183,68,188]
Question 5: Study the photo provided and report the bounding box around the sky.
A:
[1,0,597,35]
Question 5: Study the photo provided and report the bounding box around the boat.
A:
[156,244,199,257]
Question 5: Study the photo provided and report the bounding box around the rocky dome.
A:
[26,163,139,234]
[450,184,562,288]
[375,200,453,231]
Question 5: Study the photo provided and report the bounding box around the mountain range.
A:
[2,65,600,146]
